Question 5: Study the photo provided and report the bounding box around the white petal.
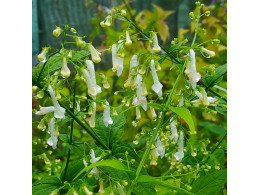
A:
[36,106,55,115]
[48,86,65,119]
[174,131,184,161]
[103,103,113,127]
[89,102,96,128]
[155,137,165,158]
[170,121,178,142]
[150,60,163,97]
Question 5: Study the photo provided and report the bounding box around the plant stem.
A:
[61,81,77,186]
[127,73,183,195]
[120,15,181,64]
[191,7,201,47]
[189,133,227,186]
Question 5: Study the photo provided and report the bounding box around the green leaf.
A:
[169,42,182,53]
[112,143,140,162]
[203,64,227,88]
[191,169,227,195]
[200,122,226,135]
[61,159,85,182]
[94,105,126,148]
[167,106,195,132]
[133,184,156,195]
[32,176,61,195]
[32,50,90,84]
[71,50,90,61]
[136,175,195,195]
[74,159,135,181]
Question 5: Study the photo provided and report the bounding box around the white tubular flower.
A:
[61,56,70,78]
[47,118,58,149]
[132,74,147,111]
[37,47,49,62]
[76,101,80,112]
[126,55,138,84]
[136,107,141,120]
[48,86,65,119]
[53,26,63,37]
[155,137,165,158]
[82,69,97,99]
[185,49,201,89]
[150,149,159,166]
[174,131,184,161]
[104,15,112,26]
[36,106,55,115]
[83,186,93,195]
[150,107,157,119]
[117,183,126,195]
[192,88,218,106]
[75,37,86,48]
[83,159,88,168]
[125,30,132,46]
[201,47,215,58]
[141,83,148,96]
[89,102,96,128]
[90,149,101,175]
[178,95,184,107]
[117,56,124,77]
[98,180,105,194]
[152,32,161,53]
[86,60,102,94]
[150,59,163,97]
[88,44,101,63]
[67,50,72,58]
[112,42,124,76]
[112,44,119,72]
[103,101,113,127]
[170,121,178,142]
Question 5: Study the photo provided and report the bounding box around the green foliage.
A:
[203,64,227,88]
[167,106,195,132]
[32,176,61,195]
[32,2,227,195]
[75,159,136,181]
[191,169,227,195]
[94,105,126,148]
[136,175,195,195]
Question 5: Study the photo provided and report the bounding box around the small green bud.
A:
[189,12,195,19]
[205,11,210,16]
[195,1,201,6]
[70,28,77,33]
[32,86,38,92]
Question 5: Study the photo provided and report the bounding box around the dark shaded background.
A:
[32,0,213,65]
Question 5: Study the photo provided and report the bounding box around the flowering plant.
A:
[32,1,227,194]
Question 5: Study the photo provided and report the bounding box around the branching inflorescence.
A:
[32,1,227,194]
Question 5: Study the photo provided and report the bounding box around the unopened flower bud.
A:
[205,11,210,16]
[37,47,49,62]
[189,12,195,19]
[53,26,63,37]
[32,86,38,92]
[75,37,86,48]
[70,28,77,33]
[61,56,70,78]
[121,9,127,16]
[125,31,132,46]
[152,33,161,53]
[83,186,93,195]
[112,108,118,116]
[88,44,101,63]
[67,50,72,58]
